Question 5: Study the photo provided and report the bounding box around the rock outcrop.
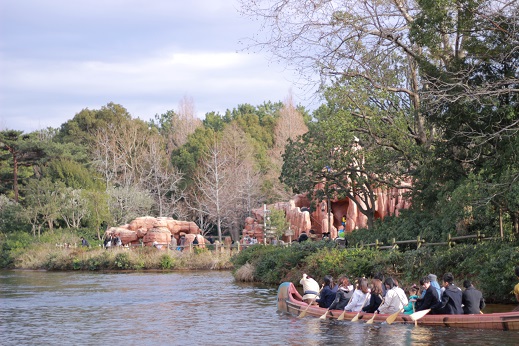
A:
[105,216,204,248]
[244,184,412,243]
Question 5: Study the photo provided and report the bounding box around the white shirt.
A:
[300,274,320,301]
[378,287,409,314]
[344,289,370,312]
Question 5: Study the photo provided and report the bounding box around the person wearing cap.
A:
[300,273,320,305]
[462,280,485,314]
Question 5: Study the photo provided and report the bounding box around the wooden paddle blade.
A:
[337,311,346,320]
[410,309,431,321]
[385,309,403,324]
[365,314,376,324]
[351,312,361,322]
[319,310,328,320]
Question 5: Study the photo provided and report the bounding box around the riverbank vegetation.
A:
[231,238,519,304]
[1,231,233,271]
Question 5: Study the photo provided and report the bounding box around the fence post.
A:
[448,233,454,248]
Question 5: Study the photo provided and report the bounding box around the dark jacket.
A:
[316,285,338,309]
[328,287,354,311]
[434,284,463,315]
[462,286,485,314]
[362,294,383,313]
[298,233,308,242]
[416,285,440,312]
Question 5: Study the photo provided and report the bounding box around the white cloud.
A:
[0,0,317,132]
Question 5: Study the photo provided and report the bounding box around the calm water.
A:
[1,270,518,346]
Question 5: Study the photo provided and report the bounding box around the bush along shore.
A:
[1,231,233,271]
[231,239,519,305]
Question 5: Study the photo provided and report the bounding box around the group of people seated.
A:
[300,271,486,316]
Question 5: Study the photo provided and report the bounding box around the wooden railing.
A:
[358,231,493,250]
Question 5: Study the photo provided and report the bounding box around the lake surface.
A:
[1,270,518,345]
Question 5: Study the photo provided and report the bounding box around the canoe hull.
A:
[277,282,519,331]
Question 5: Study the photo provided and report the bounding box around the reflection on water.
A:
[1,270,518,346]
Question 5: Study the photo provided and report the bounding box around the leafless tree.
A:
[190,124,264,241]
[192,139,234,242]
[141,135,184,217]
[59,188,90,229]
[272,91,308,165]
[165,96,202,153]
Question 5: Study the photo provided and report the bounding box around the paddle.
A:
[365,312,377,324]
[319,307,331,320]
[386,308,403,324]
[298,284,324,318]
[351,293,370,322]
[365,298,384,324]
[409,308,431,322]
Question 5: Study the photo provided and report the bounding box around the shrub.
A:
[160,254,175,269]
[114,252,131,269]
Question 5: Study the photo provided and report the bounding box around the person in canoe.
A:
[462,280,485,314]
[403,284,420,314]
[316,275,338,308]
[433,272,463,314]
[328,276,354,314]
[376,277,408,315]
[344,277,370,312]
[300,273,320,305]
[362,278,383,313]
[415,276,440,312]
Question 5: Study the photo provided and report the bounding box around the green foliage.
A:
[56,102,132,145]
[0,232,33,267]
[232,238,519,303]
[346,209,455,246]
[269,208,289,239]
[160,254,176,269]
[114,252,131,269]
[0,195,30,233]
[44,158,103,190]
[231,241,335,284]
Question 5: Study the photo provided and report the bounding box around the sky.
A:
[0,0,315,133]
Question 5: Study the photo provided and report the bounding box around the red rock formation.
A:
[244,182,412,242]
[105,216,204,247]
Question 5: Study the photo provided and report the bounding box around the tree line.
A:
[1,0,518,246]
[0,95,309,242]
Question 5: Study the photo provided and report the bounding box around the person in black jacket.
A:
[316,275,338,308]
[462,280,485,314]
[433,272,463,314]
[415,276,440,312]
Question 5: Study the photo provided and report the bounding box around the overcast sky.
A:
[0,0,315,133]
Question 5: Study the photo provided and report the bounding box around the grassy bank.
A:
[1,231,233,271]
[231,239,519,304]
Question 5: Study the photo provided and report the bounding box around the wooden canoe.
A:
[277,282,519,331]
